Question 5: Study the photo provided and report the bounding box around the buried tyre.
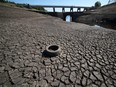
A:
[44,45,61,57]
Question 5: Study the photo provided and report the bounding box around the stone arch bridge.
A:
[31,5,91,22]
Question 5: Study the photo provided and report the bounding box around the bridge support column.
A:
[53,7,55,12]
[77,8,80,12]
[70,7,73,12]
[77,8,78,12]
[62,7,65,12]
[84,8,87,11]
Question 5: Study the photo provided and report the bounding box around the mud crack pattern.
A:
[0,6,116,87]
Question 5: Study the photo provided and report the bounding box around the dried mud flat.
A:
[0,6,116,87]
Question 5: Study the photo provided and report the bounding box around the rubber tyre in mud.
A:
[45,45,61,57]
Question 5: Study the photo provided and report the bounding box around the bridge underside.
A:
[37,12,90,22]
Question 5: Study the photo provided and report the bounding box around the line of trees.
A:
[0,0,8,3]
[0,0,46,11]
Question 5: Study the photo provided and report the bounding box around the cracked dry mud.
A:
[0,6,116,87]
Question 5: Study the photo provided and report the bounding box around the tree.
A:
[0,0,8,3]
[26,4,31,9]
[95,1,101,8]
[0,0,5,2]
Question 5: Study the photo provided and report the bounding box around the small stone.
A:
[58,64,63,70]
[92,84,99,87]
[76,78,81,84]
[63,64,68,67]
[25,67,32,72]
[50,57,57,62]
[32,81,36,87]
[10,62,20,69]
[17,52,22,55]
[69,71,76,83]
[51,80,59,86]
[38,80,47,87]
[11,77,25,85]
[33,73,39,80]
[34,54,39,58]
[66,55,71,61]
[56,70,63,80]
[84,70,89,77]
[74,61,80,66]
[59,82,65,87]
[66,84,74,87]
[23,72,33,78]
[0,72,7,84]
[33,62,38,67]
[62,67,69,72]
[27,62,34,67]
[0,66,5,72]
[24,60,30,66]
[96,55,102,58]
[90,59,94,62]
[39,69,46,77]
[19,61,24,67]
[64,78,70,85]
[43,59,51,66]
[9,69,22,78]
[86,79,92,85]
[61,76,67,82]
[54,64,58,69]
[70,66,77,71]
[62,54,67,58]
[21,83,29,87]
[82,62,88,69]
[64,71,70,77]
[90,73,96,80]
[5,65,12,71]
[93,71,103,81]
[32,67,38,73]
[56,73,63,80]
[9,69,24,84]
[23,67,33,78]
[96,63,101,68]
[70,62,75,67]
[44,76,53,83]
[82,77,87,86]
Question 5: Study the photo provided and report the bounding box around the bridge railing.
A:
[31,5,91,12]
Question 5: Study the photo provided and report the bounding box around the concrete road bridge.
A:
[31,5,91,22]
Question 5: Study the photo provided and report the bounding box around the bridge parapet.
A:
[31,5,91,12]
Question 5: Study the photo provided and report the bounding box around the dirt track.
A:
[0,6,116,87]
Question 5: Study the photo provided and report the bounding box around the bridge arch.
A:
[65,15,72,22]
[63,13,74,22]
